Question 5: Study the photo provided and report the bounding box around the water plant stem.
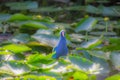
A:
[85,31,88,41]
[105,21,108,33]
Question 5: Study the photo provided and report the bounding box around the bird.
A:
[52,30,68,59]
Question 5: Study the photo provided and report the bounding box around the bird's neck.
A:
[59,36,66,44]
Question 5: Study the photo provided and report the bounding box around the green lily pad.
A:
[0,48,12,55]
[75,17,97,32]
[39,76,56,80]
[0,14,11,21]
[11,33,31,43]
[86,5,102,14]
[32,32,58,47]
[91,56,110,74]
[111,52,120,70]
[89,32,117,37]
[73,71,88,80]
[88,51,110,60]
[69,56,93,70]
[20,21,48,34]
[105,74,120,80]
[8,13,32,22]
[30,6,63,12]
[3,44,31,53]
[102,6,120,17]
[77,38,102,50]
[26,54,55,68]
[68,56,101,74]
[5,1,38,10]
[7,60,30,75]
[65,6,85,11]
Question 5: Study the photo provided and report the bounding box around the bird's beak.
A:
[62,31,64,37]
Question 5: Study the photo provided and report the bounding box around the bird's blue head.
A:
[60,30,65,38]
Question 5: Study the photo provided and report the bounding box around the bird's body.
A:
[52,30,68,59]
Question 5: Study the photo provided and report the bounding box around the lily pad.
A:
[65,6,85,11]
[11,33,31,43]
[86,5,102,14]
[68,56,101,74]
[105,74,120,80]
[20,21,48,34]
[0,14,11,21]
[32,32,58,47]
[73,71,88,80]
[111,52,120,70]
[89,32,117,37]
[8,13,32,22]
[77,38,102,50]
[91,56,110,74]
[7,60,30,75]
[88,51,110,60]
[0,48,12,55]
[5,1,38,10]
[75,17,97,32]
[3,44,31,53]
[30,6,63,12]
[102,6,120,17]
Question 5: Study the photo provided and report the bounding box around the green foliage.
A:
[5,1,38,10]
[20,21,48,34]
[0,48,12,55]
[75,17,97,32]
[39,76,56,80]
[3,44,31,53]
[101,38,120,51]
[105,74,120,80]
[77,38,102,50]
[8,13,32,21]
[73,71,88,80]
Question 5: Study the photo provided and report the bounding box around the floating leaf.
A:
[68,56,101,74]
[86,5,102,14]
[101,38,120,51]
[77,38,102,50]
[69,56,93,70]
[65,6,85,11]
[20,21,48,34]
[16,75,38,80]
[50,60,72,74]
[8,13,32,22]
[54,23,70,29]
[16,75,56,80]
[6,1,38,10]
[26,54,54,68]
[40,22,57,28]
[39,76,56,80]
[75,17,97,32]
[7,60,30,75]
[34,29,53,35]
[88,51,110,60]
[3,44,31,53]
[111,52,120,70]
[0,14,11,21]
[30,6,62,12]
[32,33,58,47]
[11,33,31,43]
[105,74,120,80]
[69,33,83,43]
[0,48,12,55]
[91,56,110,74]
[73,71,88,80]
[102,6,120,17]
[89,32,117,37]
